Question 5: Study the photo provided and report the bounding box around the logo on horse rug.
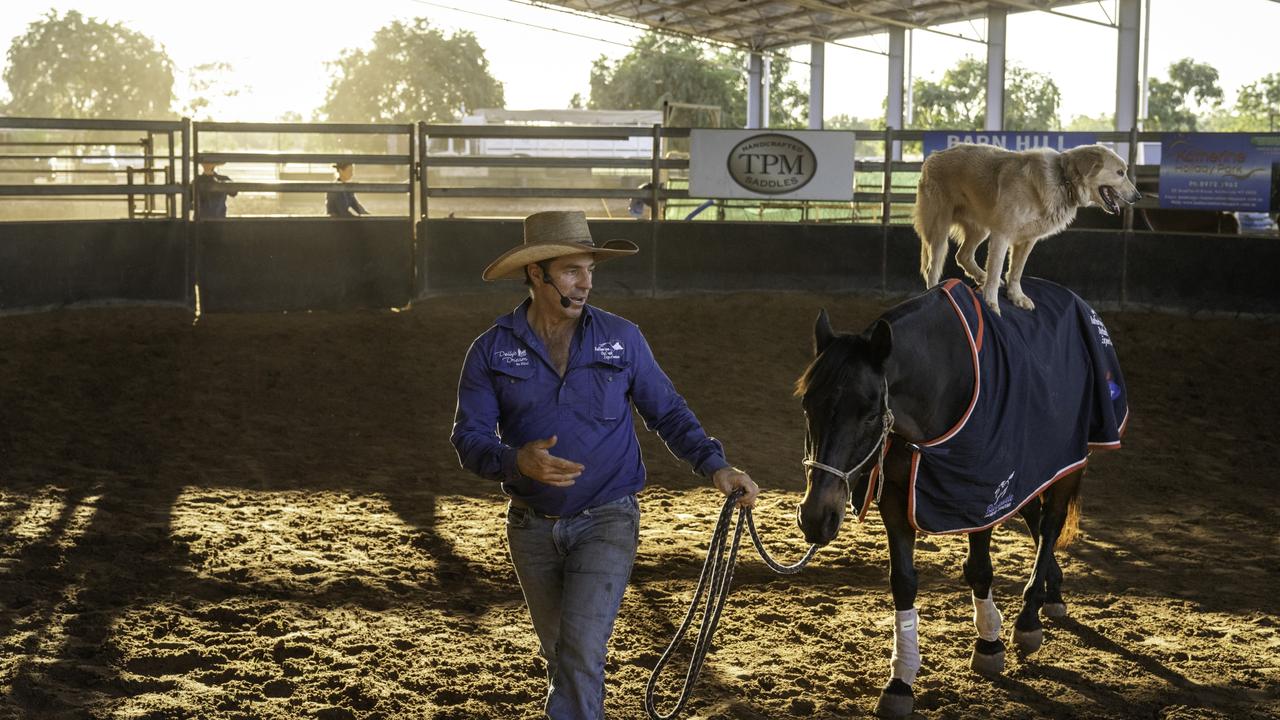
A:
[866,278,1128,534]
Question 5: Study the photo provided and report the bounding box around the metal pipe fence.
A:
[0,117,1260,228]
[192,121,414,221]
[0,116,185,220]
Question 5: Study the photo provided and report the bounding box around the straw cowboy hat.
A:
[482,210,638,281]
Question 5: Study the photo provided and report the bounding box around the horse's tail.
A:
[1054,482,1083,550]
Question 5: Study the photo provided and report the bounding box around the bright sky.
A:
[0,0,1277,124]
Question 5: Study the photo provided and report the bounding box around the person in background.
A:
[326,162,369,218]
[450,210,758,720]
[194,161,237,218]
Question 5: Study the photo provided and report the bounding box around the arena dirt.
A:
[0,291,1276,719]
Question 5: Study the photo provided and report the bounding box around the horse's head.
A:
[795,309,892,546]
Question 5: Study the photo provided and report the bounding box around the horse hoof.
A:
[1013,627,1043,655]
[970,648,1006,675]
[874,679,914,718]
[1042,602,1068,619]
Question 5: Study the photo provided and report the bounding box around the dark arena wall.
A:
[1,219,1278,314]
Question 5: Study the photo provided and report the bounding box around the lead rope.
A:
[644,491,818,720]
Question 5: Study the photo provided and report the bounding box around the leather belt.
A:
[509,497,560,519]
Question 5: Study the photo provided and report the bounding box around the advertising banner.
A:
[1158,133,1280,212]
[922,132,1099,157]
[689,130,855,200]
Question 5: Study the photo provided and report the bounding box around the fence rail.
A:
[0,116,1273,229]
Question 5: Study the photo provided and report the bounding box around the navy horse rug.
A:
[866,277,1128,534]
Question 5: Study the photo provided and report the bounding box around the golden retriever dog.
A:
[914,143,1141,314]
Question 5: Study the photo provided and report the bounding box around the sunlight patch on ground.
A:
[0,488,99,550]
[170,488,438,594]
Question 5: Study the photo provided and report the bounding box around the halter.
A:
[802,379,895,505]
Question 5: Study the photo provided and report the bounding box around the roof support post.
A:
[809,41,825,130]
[985,7,1007,130]
[1115,0,1141,141]
[747,51,764,129]
[762,55,772,128]
[887,27,906,160]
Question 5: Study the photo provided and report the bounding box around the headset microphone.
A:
[543,273,573,309]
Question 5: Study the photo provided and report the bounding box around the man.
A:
[325,162,369,217]
[450,210,758,720]
[193,161,237,218]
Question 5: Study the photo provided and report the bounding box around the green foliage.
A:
[1234,72,1280,131]
[587,32,807,128]
[910,57,985,129]
[183,62,240,120]
[908,56,1060,130]
[320,18,504,124]
[1004,66,1061,130]
[3,10,174,119]
[825,114,882,131]
[1064,113,1114,131]
[1145,58,1223,131]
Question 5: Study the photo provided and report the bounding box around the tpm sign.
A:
[690,130,854,200]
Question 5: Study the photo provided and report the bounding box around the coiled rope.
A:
[644,491,818,720]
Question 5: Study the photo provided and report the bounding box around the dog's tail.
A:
[913,173,953,287]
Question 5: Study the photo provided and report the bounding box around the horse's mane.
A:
[793,334,863,398]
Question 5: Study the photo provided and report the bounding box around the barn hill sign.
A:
[726,134,817,194]
[690,129,855,201]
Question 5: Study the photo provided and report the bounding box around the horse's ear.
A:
[869,319,893,367]
[814,309,835,356]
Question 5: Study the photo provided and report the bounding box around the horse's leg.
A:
[1014,471,1083,655]
[1019,498,1067,619]
[874,454,919,719]
[964,529,1006,675]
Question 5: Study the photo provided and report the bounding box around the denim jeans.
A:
[506,494,640,720]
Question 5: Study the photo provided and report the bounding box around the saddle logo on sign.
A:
[495,348,530,367]
[985,471,1016,518]
[726,134,817,195]
[594,340,625,361]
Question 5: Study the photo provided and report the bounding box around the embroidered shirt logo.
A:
[494,348,530,367]
[984,471,1016,518]
[594,340,625,361]
[1089,310,1113,347]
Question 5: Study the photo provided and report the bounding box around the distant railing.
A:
[193,121,415,221]
[418,123,687,221]
[0,116,187,219]
[0,117,1271,230]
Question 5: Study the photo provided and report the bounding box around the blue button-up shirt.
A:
[451,299,728,517]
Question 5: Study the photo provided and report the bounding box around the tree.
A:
[3,10,174,119]
[320,18,503,124]
[825,114,881,131]
[182,62,241,120]
[1064,113,1113,132]
[908,56,1060,130]
[587,32,807,128]
[1145,58,1223,131]
[1235,72,1280,131]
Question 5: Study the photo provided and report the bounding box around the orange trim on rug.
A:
[921,283,981,447]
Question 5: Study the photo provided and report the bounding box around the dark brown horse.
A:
[794,282,1120,718]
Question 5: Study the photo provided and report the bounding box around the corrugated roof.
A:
[536,1,1104,51]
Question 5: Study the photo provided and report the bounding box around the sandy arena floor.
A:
[0,291,1277,720]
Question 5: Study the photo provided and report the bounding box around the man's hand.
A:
[517,435,584,487]
[712,466,758,508]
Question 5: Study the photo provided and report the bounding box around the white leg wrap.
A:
[973,591,1003,642]
[890,608,921,684]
